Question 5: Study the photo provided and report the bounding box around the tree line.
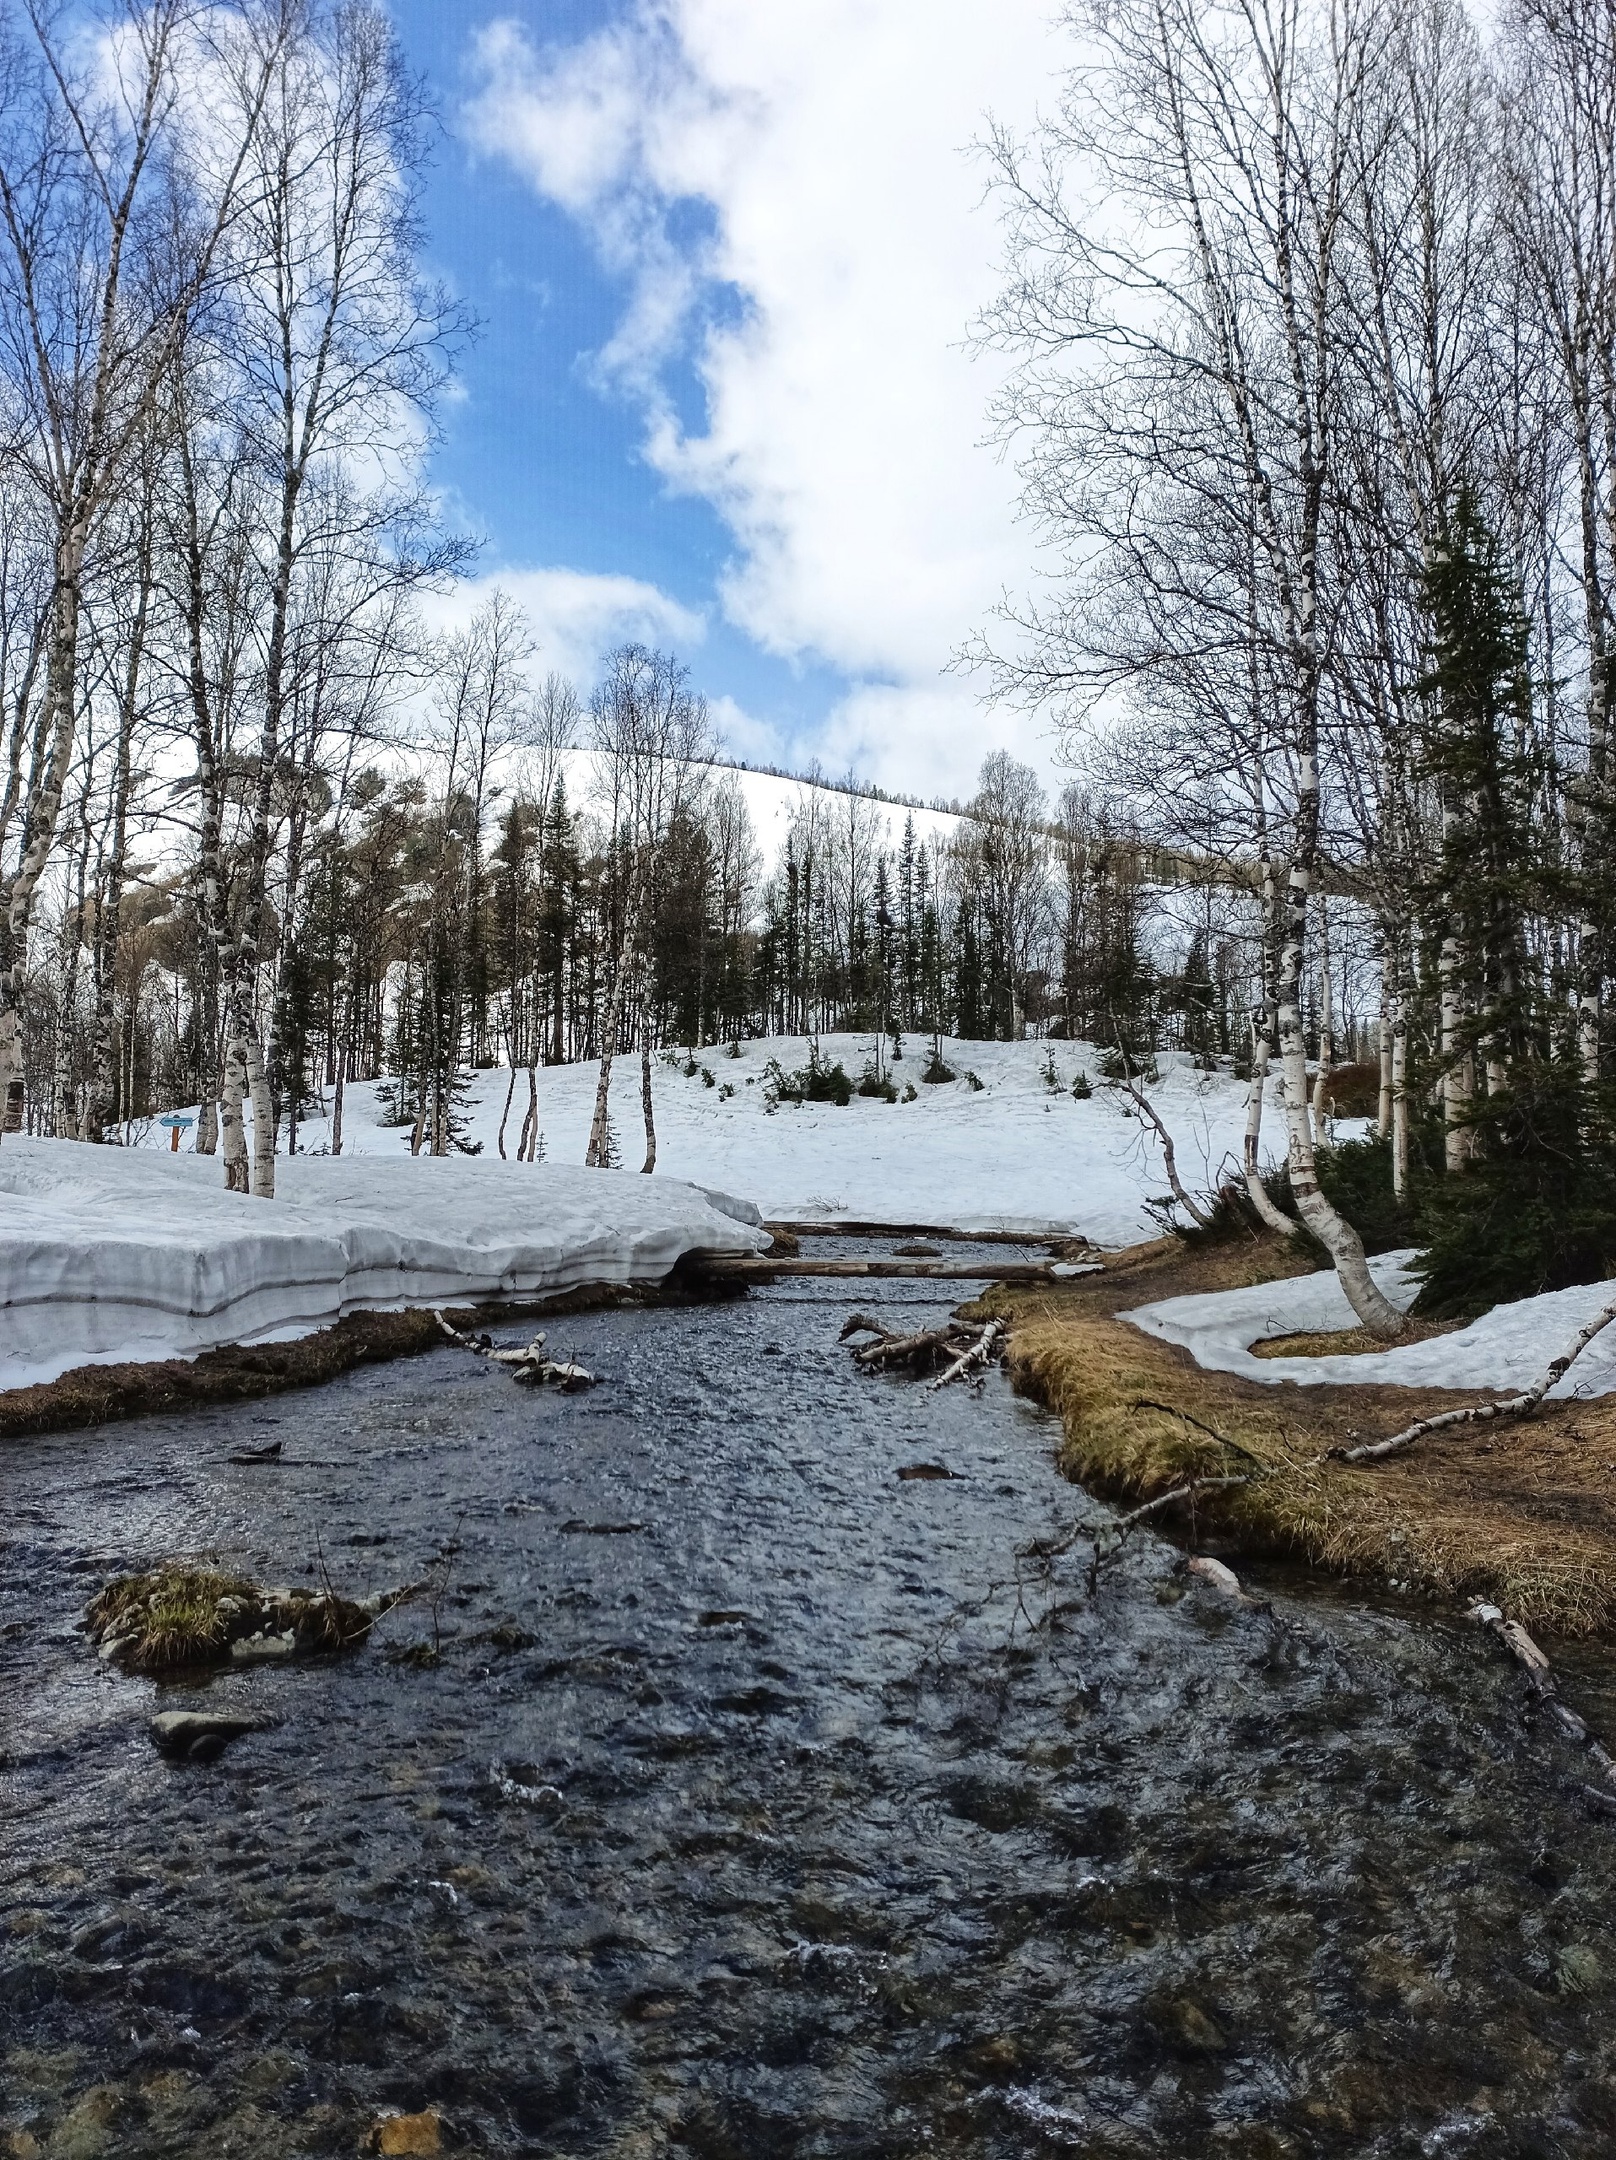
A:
[0,0,1272,1193]
[973,0,1616,1324]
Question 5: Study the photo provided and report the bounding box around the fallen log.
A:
[1469,1600,1616,1801]
[764,1219,1096,1247]
[840,1310,1008,1385]
[700,1256,1103,1283]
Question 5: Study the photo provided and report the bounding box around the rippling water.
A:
[4,1251,1616,2157]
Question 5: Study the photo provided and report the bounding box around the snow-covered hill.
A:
[166,1035,1269,1246]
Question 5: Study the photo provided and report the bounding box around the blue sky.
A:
[389,0,1067,796]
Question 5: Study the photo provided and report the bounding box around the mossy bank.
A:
[980,1233,1616,1637]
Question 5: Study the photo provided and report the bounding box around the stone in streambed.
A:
[365,2109,442,2155]
[149,1712,263,1763]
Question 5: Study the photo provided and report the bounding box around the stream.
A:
[4,1243,1616,2157]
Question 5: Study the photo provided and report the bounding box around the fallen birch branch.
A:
[839,1310,1008,1387]
[1329,1290,1616,1464]
[930,1319,1005,1390]
[434,1311,596,1391]
[1469,1600,1616,1803]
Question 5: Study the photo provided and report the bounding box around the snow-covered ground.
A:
[0,1145,764,1393]
[156,1036,1267,1246]
[1126,1252,1616,1401]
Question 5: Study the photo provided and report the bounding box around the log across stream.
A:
[4,1237,1616,2156]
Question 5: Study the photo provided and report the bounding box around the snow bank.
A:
[150,1036,1271,1246]
[1125,1254,1616,1400]
[0,1142,765,1393]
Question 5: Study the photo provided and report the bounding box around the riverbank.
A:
[984,1233,1616,1636]
[0,1144,764,1391]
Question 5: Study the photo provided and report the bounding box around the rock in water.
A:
[149,1712,263,1762]
[366,2109,442,2155]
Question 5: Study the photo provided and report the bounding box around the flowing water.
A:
[4,1248,1616,2158]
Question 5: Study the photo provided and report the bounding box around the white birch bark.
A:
[220,1031,249,1194]
[247,1033,274,1198]
[1391,996,1409,1204]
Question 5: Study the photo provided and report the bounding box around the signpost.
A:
[159,1113,195,1154]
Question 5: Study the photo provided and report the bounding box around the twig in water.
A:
[1469,1599,1616,1805]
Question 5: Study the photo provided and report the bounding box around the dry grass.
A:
[87,1567,259,1669]
[85,1564,380,1671]
[1250,1316,1464,1360]
[981,1233,1616,1637]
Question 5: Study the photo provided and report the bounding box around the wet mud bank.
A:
[0,1274,740,1445]
[5,1249,1616,2157]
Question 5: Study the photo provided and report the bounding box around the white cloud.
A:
[463,0,1067,793]
[419,565,705,687]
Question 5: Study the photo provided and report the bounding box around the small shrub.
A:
[725,1039,742,1059]
[902,1082,917,1102]
[681,1053,700,1079]
[1071,1070,1093,1100]
[858,1061,898,1103]
[717,1082,734,1101]
[964,1069,984,1093]
[1099,1045,1160,1085]
[922,1048,956,1085]
[700,1066,716,1088]
[374,1078,415,1127]
[1322,1059,1382,1117]
[1042,1047,1062,1093]
[763,1047,854,1108]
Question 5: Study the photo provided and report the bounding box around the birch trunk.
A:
[1243,1014,1298,1237]
[220,1026,249,1193]
[640,1030,656,1174]
[0,529,90,1134]
[1310,909,1334,1139]
[524,1065,538,1161]
[1377,1006,1393,1139]
[1276,766,1406,1341]
[1391,998,1409,1203]
[331,1045,345,1158]
[586,917,638,1168]
[247,1033,275,1198]
[1439,899,1471,1171]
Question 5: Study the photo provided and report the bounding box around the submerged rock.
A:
[364,2109,442,2156]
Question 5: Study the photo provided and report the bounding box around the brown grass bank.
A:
[980,1234,1616,1637]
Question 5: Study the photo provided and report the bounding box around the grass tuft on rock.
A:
[86,1564,386,1672]
[88,1568,256,1668]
